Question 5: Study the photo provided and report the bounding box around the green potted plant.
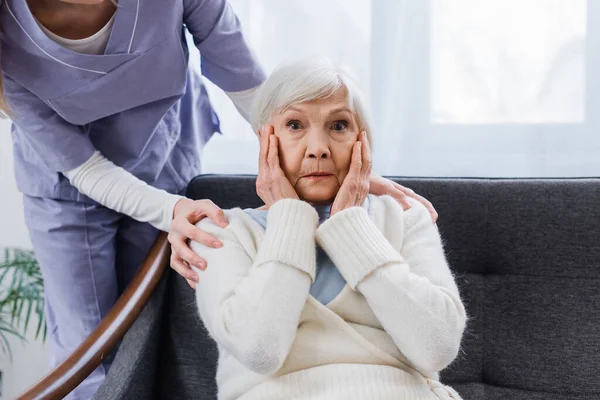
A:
[0,248,45,360]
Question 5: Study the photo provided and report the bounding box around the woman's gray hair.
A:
[251,57,373,143]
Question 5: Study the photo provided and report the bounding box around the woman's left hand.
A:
[369,174,438,223]
[331,131,372,216]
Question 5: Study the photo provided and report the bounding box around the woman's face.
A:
[269,90,360,204]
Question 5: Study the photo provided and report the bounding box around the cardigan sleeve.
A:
[315,198,467,375]
[192,199,318,375]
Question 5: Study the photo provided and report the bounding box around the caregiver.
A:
[0,0,436,398]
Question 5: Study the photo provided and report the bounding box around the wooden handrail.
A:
[17,232,170,400]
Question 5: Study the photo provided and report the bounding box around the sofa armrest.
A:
[16,233,170,400]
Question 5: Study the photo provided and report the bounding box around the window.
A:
[198,0,599,177]
[432,0,585,124]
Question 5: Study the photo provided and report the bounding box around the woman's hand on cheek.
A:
[369,174,438,223]
[256,124,299,207]
[331,131,372,216]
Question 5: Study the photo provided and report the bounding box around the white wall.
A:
[0,119,48,399]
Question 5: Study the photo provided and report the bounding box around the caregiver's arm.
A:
[4,76,222,286]
[184,0,263,122]
[316,199,467,376]
[64,151,184,232]
[65,152,235,288]
[225,85,259,122]
[4,75,183,233]
[369,173,438,223]
[192,199,317,375]
[183,0,265,92]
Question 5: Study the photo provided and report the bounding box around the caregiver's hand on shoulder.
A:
[369,173,438,223]
[256,124,299,206]
[168,198,229,289]
[331,131,371,216]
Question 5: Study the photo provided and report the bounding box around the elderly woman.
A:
[191,58,467,400]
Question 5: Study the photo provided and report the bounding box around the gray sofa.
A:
[94,175,600,400]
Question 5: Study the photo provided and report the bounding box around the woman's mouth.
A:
[303,173,334,181]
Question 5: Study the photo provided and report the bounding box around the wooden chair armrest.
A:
[17,233,170,400]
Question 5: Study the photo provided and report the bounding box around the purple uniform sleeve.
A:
[3,75,96,172]
[183,0,266,92]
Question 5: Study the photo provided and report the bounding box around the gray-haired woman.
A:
[191,57,466,400]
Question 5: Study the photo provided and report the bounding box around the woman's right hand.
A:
[256,125,299,206]
[168,198,229,289]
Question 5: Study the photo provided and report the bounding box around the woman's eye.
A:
[286,120,302,130]
[332,121,349,131]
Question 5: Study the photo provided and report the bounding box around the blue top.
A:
[1,0,265,202]
[244,198,370,305]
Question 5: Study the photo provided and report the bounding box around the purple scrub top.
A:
[0,0,265,202]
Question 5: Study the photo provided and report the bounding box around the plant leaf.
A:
[0,247,46,355]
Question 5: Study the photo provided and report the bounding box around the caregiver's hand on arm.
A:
[169,198,229,288]
[369,175,438,223]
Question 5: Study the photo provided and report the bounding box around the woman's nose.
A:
[308,149,329,159]
[306,130,331,159]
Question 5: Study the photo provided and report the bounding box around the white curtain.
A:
[198,0,597,178]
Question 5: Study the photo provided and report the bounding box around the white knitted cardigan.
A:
[192,195,467,400]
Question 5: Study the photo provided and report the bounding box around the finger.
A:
[171,236,209,269]
[360,131,372,175]
[173,217,223,248]
[170,253,200,282]
[385,181,411,209]
[258,125,271,172]
[421,199,438,222]
[197,199,228,228]
[397,186,438,222]
[390,189,411,210]
[207,207,228,228]
[184,204,209,225]
[267,133,280,169]
[349,141,362,177]
[178,242,212,271]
